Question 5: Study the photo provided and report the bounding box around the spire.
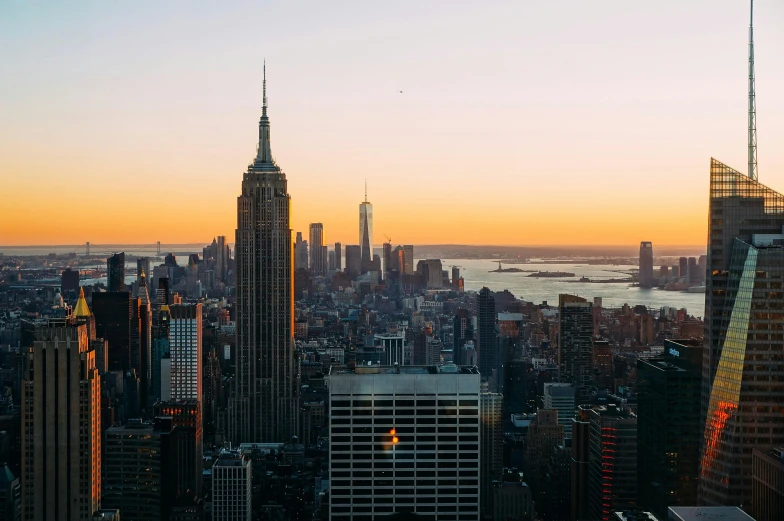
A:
[138,268,150,306]
[73,287,91,317]
[748,0,758,180]
[365,179,368,203]
[254,60,276,167]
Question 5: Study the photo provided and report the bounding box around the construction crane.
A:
[384,234,392,244]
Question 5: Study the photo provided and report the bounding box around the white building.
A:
[212,449,252,521]
[329,364,481,520]
[169,303,202,402]
[543,383,576,437]
[374,332,406,366]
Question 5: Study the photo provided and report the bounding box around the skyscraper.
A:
[136,270,152,407]
[453,308,472,366]
[334,241,342,271]
[136,257,150,293]
[544,382,576,438]
[403,245,414,274]
[477,287,497,389]
[639,241,654,288]
[309,223,325,275]
[558,294,593,404]
[344,245,361,278]
[481,392,504,517]
[328,365,481,519]
[21,320,101,520]
[213,450,252,521]
[359,185,373,269]
[93,291,132,372]
[700,159,784,506]
[294,232,309,270]
[169,303,202,402]
[231,66,298,444]
[107,252,125,292]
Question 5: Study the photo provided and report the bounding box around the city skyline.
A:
[3,1,784,246]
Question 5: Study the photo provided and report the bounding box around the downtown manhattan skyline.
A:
[2,1,784,247]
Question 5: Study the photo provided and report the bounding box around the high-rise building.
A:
[107,252,125,292]
[453,308,472,366]
[588,405,638,521]
[334,242,342,272]
[61,267,80,295]
[700,159,784,506]
[571,405,592,521]
[678,257,688,281]
[403,245,414,274]
[637,339,702,518]
[558,294,593,404]
[751,447,784,521]
[212,450,252,521]
[309,223,325,275]
[382,242,392,279]
[21,321,101,520]
[328,365,481,520]
[375,332,406,365]
[359,188,373,268]
[477,287,498,390]
[93,291,132,371]
[0,463,21,521]
[480,392,504,517]
[344,245,361,278]
[216,235,228,282]
[525,409,565,510]
[169,303,202,401]
[294,232,309,270]
[687,257,699,284]
[231,67,298,444]
[639,241,654,288]
[544,383,576,438]
[328,250,336,271]
[136,257,150,293]
[103,419,172,521]
[417,259,443,288]
[136,270,152,407]
[154,400,203,497]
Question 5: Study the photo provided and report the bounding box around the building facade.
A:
[212,450,252,521]
[700,159,784,506]
[21,321,101,521]
[231,70,299,444]
[752,447,784,521]
[328,365,481,520]
[558,294,593,404]
[169,303,202,401]
[544,383,576,438]
[309,223,325,275]
[359,196,373,269]
[477,287,497,390]
[639,241,654,288]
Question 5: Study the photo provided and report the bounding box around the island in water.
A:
[489,262,533,273]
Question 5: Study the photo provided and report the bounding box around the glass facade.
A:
[700,159,784,506]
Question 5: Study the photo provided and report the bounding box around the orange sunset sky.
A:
[2,1,784,247]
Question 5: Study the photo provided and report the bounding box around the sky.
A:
[2,1,784,247]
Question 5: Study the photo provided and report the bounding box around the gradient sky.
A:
[2,1,784,247]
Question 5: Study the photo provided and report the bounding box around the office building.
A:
[493,481,534,521]
[383,242,392,279]
[477,287,497,389]
[639,241,654,288]
[700,160,784,506]
[678,257,688,282]
[751,447,784,521]
[169,303,202,401]
[231,69,299,444]
[544,383,576,438]
[558,294,593,404]
[21,321,101,520]
[309,223,325,275]
[402,245,414,274]
[687,257,699,284]
[668,507,757,521]
[526,409,565,508]
[103,419,171,521]
[359,189,373,269]
[154,400,203,496]
[328,365,481,520]
[637,340,702,518]
[136,270,152,406]
[453,308,472,366]
[212,450,252,521]
[136,257,150,292]
[375,332,406,365]
[107,252,125,292]
[61,268,80,295]
[588,405,638,521]
[92,291,132,372]
[334,242,342,271]
[328,250,336,271]
[481,392,504,517]
[571,405,592,521]
[417,259,443,288]
[345,245,361,278]
[0,464,21,521]
[294,232,309,270]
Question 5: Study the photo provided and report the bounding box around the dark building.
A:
[752,447,784,521]
[588,405,637,521]
[61,268,80,295]
[453,308,472,366]
[107,252,126,292]
[92,291,132,372]
[637,339,702,518]
[558,294,593,404]
[383,242,392,280]
[154,400,203,496]
[678,257,688,281]
[638,241,654,288]
[0,464,21,521]
[687,256,699,284]
[477,287,497,389]
[700,160,784,506]
[334,242,342,272]
[571,405,592,521]
[345,245,361,278]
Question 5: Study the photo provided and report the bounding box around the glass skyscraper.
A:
[359,197,373,268]
[700,159,784,506]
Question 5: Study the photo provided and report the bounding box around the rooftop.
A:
[668,507,757,521]
[333,364,480,376]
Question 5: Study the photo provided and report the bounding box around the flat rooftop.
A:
[332,364,480,376]
[668,507,756,521]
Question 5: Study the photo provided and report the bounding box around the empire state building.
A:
[230,67,299,443]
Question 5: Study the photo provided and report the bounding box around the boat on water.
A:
[687,285,706,293]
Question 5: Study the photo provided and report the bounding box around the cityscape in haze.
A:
[2,2,784,521]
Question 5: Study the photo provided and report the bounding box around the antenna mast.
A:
[748,0,758,180]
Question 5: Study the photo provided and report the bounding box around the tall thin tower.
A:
[748,0,758,180]
[359,181,373,269]
[230,64,299,443]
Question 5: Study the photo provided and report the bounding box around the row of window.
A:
[332,399,479,408]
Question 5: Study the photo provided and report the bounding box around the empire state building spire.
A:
[254,61,276,168]
[748,0,758,180]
